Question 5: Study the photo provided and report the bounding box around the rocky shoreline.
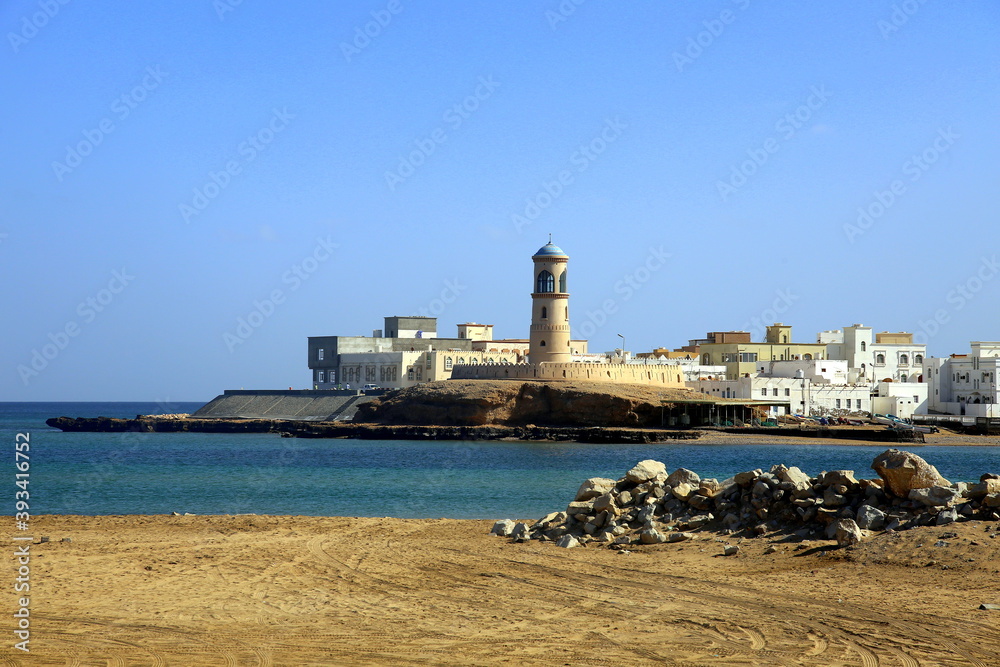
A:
[44,415,701,443]
[493,449,1000,551]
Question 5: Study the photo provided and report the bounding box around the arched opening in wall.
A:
[562,370,566,378]
[536,270,554,293]
[533,368,537,377]
[565,307,568,319]
[900,374,908,382]
[900,354,909,365]
[587,370,591,378]
[876,354,885,364]
[540,340,546,346]
[861,341,867,351]
[559,270,566,292]
[804,354,812,360]
[915,354,923,364]
[607,371,612,378]
[541,306,547,319]
[647,371,651,380]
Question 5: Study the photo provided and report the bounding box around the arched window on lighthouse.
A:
[536,270,554,293]
[558,270,567,292]
[540,340,547,347]
[541,306,547,319]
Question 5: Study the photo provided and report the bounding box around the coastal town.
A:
[307,241,999,424]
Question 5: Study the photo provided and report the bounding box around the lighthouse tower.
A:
[529,238,571,364]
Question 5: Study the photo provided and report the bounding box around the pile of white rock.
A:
[491,448,1000,549]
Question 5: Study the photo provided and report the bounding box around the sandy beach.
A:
[5,512,999,666]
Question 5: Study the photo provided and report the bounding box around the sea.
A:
[3,402,999,520]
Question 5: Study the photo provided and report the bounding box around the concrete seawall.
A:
[192,389,380,421]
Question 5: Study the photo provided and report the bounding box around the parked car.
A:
[362,384,380,392]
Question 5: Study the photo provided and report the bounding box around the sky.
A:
[3,1,999,402]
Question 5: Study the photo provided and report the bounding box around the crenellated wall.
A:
[449,362,685,387]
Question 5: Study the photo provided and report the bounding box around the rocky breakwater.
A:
[491,448,1000,550]
[46,415,284,433]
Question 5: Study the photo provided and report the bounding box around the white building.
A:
[820,324,926,384]
[871,381,928,419]
[923,342,1000,417]
[687,373,869,417]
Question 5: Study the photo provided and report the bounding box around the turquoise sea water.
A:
[3,402,999,519]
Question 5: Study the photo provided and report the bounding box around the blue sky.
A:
[3,1,998,401]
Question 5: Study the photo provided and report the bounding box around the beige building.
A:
[450,241,685,388]
[697,324,828,380]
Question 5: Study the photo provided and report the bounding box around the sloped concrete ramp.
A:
[192,390,376,421]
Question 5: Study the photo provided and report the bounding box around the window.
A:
[773,388,779,396]
[318,371,325,382]
[914,354,923,364]
[559,270,566,292]
[900,374,908,382]
[445,357,453,370]
[803,353,812,360]
[536,270,554,293]
[541,306,547,319]
[861,341,866,351]
[540,340,546,347]
[876,354,885,364]
[784,388,790,396]
[318,348,324,361]
[761,388,767,397]
[457,357,464,364]
[426,356,431,368]
[846,399,851,409]
[913,395,919,403]
[408,368,414,381]
[471,358,478,365]
[836,399,841,409]
[900,354,909,365]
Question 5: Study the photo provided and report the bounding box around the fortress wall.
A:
[449,363,685,387]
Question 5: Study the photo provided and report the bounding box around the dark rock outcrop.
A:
[353,379,698,427]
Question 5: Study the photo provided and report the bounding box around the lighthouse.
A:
[529,238,571,364]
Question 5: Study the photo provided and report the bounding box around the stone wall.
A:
[449,362,685,387]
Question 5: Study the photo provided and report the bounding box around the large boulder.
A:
[776,466,812,489]
[666,468,700,487]
[871,449,950,497]
[831,518,863,546]
[626,459,666,483]
[855,504,886,531]
[491,519,515,536]
[909,486,960,507]
[575,477,617,501]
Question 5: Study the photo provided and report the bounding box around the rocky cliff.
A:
[352,380,698,427]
